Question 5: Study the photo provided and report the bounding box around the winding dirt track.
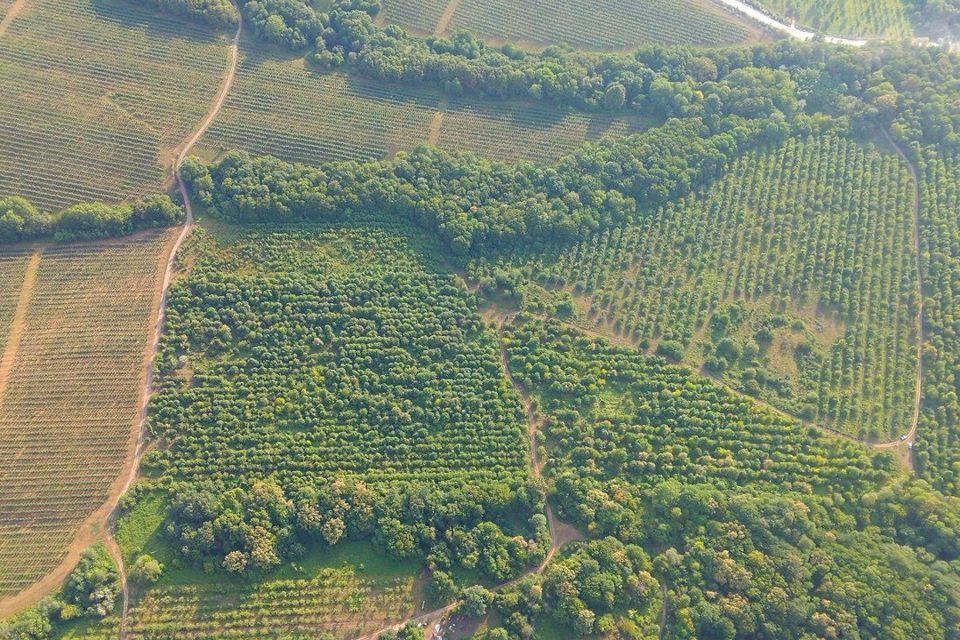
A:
[104,6,243,638]
[354,320,584,640]
[0,2,242,625]
[875,128,924,459]
[0,0,28,37]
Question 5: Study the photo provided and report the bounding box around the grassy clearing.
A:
[0,231,174,600]
[382,0,758,49]
[760,0,911,37]
[0,0,228,209]
[63,492,422,640]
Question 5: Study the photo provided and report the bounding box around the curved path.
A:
[713,0,866,45]
[714,0,958,49]
[873,129,924,460]
[353,320,583,640]
[103,6,243,638]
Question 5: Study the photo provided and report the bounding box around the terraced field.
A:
[760,0,911,37]
[0,0,228,210]
[197,48,650,165]
[0,231,173,602]
[382,0,759,49]
[503,136,918,440]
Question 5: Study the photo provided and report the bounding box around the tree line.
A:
[0,194,184,245]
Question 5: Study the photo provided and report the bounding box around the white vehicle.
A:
[901,434,909,441]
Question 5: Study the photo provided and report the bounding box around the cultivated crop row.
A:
[914,150,960,493]
[505,318,892,495]
[198,54,437,164]
[511,136,918,439]
[760,0,911,37]
[380,0,449,34]
[0,0,227,209]
[123,569,413,639]
[197,49,648,167]
[147,225,529,494]
[438,98,650,163]
[444,0,755,49]
[0,231,172,599]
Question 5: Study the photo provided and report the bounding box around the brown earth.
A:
[0,0,28,37]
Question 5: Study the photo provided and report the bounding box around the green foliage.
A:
[184,116,778,256]
[0,197,52,244]
[244,0,326,47]
[458,585,494,617]
[63,547,119,619]
[544,538,658,635]
[147,225,546,580]
[132,0,239,27]
[505,318,890,497]
[0,194,183,245]
[914,149,960,493]
[129,555,163,585]
[505,135,919,439]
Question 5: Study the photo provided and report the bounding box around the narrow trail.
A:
[0,250,39,410]
[433,0,461,37]
[427,98,448,147]
[875,128,924,466]
[103,537,129,640]
[103,6,243,636]
[0,0,28,37]
[353,320,582,640]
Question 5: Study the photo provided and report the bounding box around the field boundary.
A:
[427,97,447,146]
[0,250,40,410]
[0,0,243,621]
[0,0,28,37]
[433,0,461,37]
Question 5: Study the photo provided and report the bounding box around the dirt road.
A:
[877,129,924,450]
[0,250,39,409]
[104,5,244,636]
[0,0,28,37]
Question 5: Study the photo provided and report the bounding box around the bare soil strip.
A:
[427,107,445,147]
[103,5,244,636]
[0,0,28,37]
[433,0,461,37]
[0,250,40,410]
[874,128,924,466]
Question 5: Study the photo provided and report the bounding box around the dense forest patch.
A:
[148,222,529,490]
